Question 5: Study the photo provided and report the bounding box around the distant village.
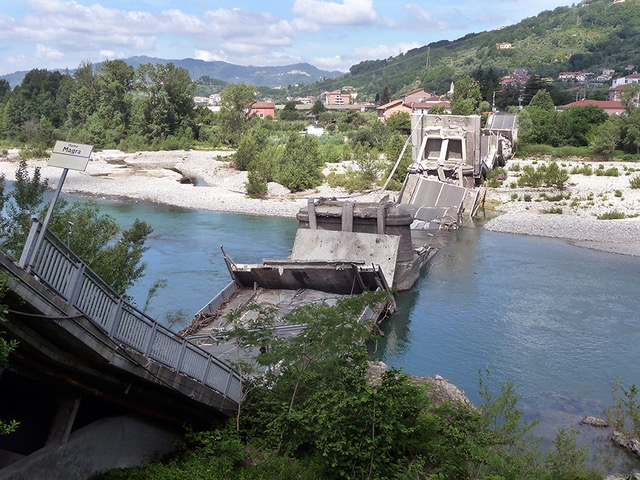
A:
[191,65,640,134]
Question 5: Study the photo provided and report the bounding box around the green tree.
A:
[311,99,326,118]
[234,123,269,171]
[556,105,608,147]
[218,83,258,146]
[620,108,640,154]
[385,111,411,135]
[380,86,392,105]
[132,62,195,145]
[48,201,152,297]
[276,133,323,191]
[619,83,640,113]
[450,76,482,115]
[279,101,302,121]
[528,89,555,111]
[590,118,620,157]
[422,65,455,95]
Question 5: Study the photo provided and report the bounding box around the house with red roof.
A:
[248,102,275,119]
[558,99,625,116]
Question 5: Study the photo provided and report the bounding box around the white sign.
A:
[48,141,94,171]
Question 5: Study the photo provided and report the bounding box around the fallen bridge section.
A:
[0,220,242,478]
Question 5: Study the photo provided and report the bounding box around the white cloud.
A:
[312,41,422,72]
[36,44,64,60]
[401,4,457,31]
[292,0,379,27]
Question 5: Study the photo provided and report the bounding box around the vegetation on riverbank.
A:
[91,293,608,480]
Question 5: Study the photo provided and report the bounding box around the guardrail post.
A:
[176,338,187,371]
[107,299,124,338]
[64,262,86,306]
[19,219,41,269]
[143,322,158,357]
[202,355,212,384]
[224,370,235,397]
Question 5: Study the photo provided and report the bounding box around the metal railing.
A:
[19,219,242,406]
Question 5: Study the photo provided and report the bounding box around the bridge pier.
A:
[45,394,81,446]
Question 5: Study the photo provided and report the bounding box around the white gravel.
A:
[2,150,639,256]
[0,149,389,219]
[484,157,640,257]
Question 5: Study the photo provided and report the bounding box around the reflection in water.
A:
[50,193,640,470]
[373,222,640,470]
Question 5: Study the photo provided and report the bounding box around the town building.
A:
[377,88,450,121]
[558,99,625,116]
[248,102,276,119]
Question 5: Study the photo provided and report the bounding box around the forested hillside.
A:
[294,0,640,99]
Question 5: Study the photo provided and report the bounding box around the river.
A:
[51,193,640,471]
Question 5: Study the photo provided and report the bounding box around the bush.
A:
[245,170,268,199]
[629,176,640,189]
[517,162,569,189]
[570,164,593,176]
[596,211,627,220]
[594,167,619,177]
[542,207,563,214]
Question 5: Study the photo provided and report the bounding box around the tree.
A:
[276,133,323,191]
[619,83,640,113]
[234,123,269,171]
[0,79,10,102]
[380,86,392,105]
[528,89,555,111]
[385,111,411,135]
[620,108,640,154]
[590,118,620,157]
[556,105,608,147]
[450,76,482,116]
[132,62,195,144]
[0,165,151,298]
[279,101,302,121]
[311,99,326,118]
[47,201,153,297]
[218,83,258,146]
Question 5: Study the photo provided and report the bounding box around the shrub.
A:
[596,211,627,220]
[594,167,619,177]
[629,176,640,189]
[542,207,563,214]
[570,164,593,176]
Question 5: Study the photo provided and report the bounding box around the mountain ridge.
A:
[0,56,342,88]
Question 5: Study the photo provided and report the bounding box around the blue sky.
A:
[0,0,572,76]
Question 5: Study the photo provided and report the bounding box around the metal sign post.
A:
[27,141,93,271]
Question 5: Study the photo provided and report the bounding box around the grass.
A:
[596,211,639,220]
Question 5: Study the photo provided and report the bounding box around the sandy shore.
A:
[1,150,639,256]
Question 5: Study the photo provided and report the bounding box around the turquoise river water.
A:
[51,193,640,472]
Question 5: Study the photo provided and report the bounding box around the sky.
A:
[0,0,572,76]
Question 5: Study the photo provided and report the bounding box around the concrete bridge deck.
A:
[0,220,242,478]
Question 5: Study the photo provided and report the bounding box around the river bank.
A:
[1,149,639,256]
[484,157,640,257]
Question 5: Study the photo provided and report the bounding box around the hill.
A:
[293,0,640,99]
[0,56,342,88]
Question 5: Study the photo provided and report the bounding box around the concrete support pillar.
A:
[46,395,82,446]
[307,199,317,230]
[377,204,386,234]
[341,202,353,232]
